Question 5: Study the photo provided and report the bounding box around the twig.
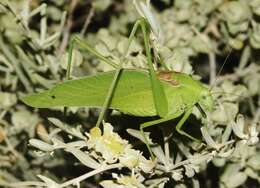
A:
[209,52,216,85]
[57,0,79,56]
[60,163,123,187]
[80,6,95,36]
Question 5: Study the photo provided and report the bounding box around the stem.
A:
[0,181,46,188]
[208,52,216,86]
[60,163,123,187]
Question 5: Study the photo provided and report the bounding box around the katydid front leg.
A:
[176,108,201,142]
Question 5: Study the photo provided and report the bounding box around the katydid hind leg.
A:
[140,19,168,118]
[95,19,152,127]
[96,18,168,127]
[176,108,201,142]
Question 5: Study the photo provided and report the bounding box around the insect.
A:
[21,18,214,158]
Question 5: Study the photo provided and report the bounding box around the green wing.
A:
[21,70,159,117]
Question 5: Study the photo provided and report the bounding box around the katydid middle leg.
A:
[140,115,179,159]
[140,108,201,159]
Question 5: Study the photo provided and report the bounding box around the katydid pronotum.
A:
[21,18,214,158]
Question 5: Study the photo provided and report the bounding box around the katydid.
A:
[21,18,214,158]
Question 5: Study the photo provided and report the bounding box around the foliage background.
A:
[0,0,259,187]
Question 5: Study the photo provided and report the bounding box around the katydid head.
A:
[197,88,214,115]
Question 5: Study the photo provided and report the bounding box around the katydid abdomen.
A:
[21,69,212,118]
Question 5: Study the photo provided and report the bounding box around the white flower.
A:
[171,169,183,181]
[100,173,146,188]
[86,122,155,173]
[119,148,155,173]
[86,122,129,163]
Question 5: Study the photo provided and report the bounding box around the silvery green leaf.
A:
[65,141,88,148]
[11,110,39,137]
[184,164,195,178]
[243,64,260,95]
[228,34,247,50]
[93,0,112,11]
[221,172,247,188]
[247,124,259,146]
[152,145,169,166]
[227,21,249,35]
[201,127,219,149]
[221,123,233,143]
[29,139,54,152]
[60,49,83,70]
[190,14,208,29]
[164,48,193,74]
[31,73,56,89]
[232,141,255,160]
[146,177,169,188]
[247,153,260,170]
[220,1,251,24]
[212,157,226,167]
[210,102,238,125]
[189,153,212,165]
[48,118,86,139]
[95,42,113,58]
[190,35,212,54]
[250,21,260,49]
[175,9,191,22]
[250,0,260,16]
[171,169,183,181]
[37,175,59,188]
[175,184,187,188]
[46,6,62,21]
[217,147,234,158]
[66,147,101,169]
[220,163,248,188]
[127,129,153,144]
[244,167,260,182]
[98,29,118,51]
[0,92,17,108]
[197,0,222,14]
[220,80,247,101]
[231,114,247,139]
[174,0,192,9]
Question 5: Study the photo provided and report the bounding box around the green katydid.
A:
[21,18,214,158]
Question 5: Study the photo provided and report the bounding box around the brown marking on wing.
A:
[156,71,180,86]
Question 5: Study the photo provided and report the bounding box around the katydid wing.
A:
[21,69,213,118]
